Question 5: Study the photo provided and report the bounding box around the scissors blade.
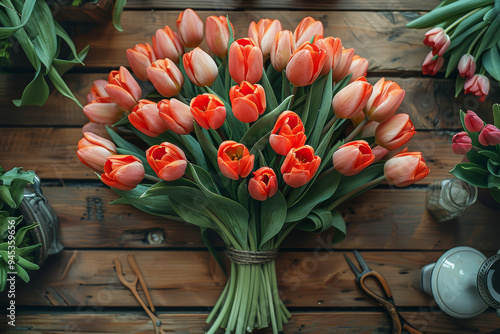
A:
[353,250,370,272]
[344,253,361,277]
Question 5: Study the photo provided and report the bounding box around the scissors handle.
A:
[359,271,402,334]
[402,322,425,334]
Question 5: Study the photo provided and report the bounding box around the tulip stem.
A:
[289,86,298,108]
[468,26,488,56]
[345,118,368,142]
[326,175,386,211]
[445,7,482,34]
[370,142,378,149]
[321,115,339,136]
[144,174,162,183]
[217,128,227,142]
[175,93,188,104]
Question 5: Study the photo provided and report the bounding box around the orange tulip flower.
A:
[126,43,156,81]
[269,111,306,156]
[77,132,117,173]
[105,66,142,111]
[146,142,188,181]
[293,16,324,48]
[153,25,184,64]
[332,140,375,176]
[348,55,369,83]
[281,145,321,188]
[183,48,218,87]
[176,9,204,48]
[190,93,226,130]
[375,114,416,151]
[332,48,354,82]
[147,59,184,98]
[248,167,278,201]
[217,141,255,180]
[364,78,405,123]
[206,15,233,58]
[332,77,372,119]
[129,100,169,137]
[324,36,342,71]
[87,79,110,104]
[286,42,326,87]
[248,18,282,57]
[270,30,295,72]
[312,35,334,76]
[229,81,266,123]
[158,98,194,135]
[81,122,112,140]
[83,100,124,125]
[101,155,145,191]
[384,151,430,187]
[228,38,263,84]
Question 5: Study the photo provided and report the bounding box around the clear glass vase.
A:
[426,178,478,222]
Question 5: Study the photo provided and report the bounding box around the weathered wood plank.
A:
[1,74,496,128]
[3,310,498,334]
[1,250,490,307]
[124,0,441,11]
[46,186,500,251]
[0,129,468,182]
[72,11,429,71]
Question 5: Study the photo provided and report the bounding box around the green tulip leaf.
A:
[476,14,500,58]
[308,70,333,148]
[445,36,472,77]
[261,67,279,111]
[295,208,346,243]
[54,21,85,65]
[483,45,500,82]
[13,66,49,107]
[455,75,465,97]
[489,187,500,204]
[493,104,500,129]
[450,162,490,188]
[193,123,219,170]
[48,67,83,108]
[450,6,491,39]
[303,76,326,137]
[200,227,226,275]
[260,191,287,248]
[0,0,36,39]
[53,45,89,76]
[112,0,127,32]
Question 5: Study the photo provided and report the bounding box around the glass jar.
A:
[426,178,477,222]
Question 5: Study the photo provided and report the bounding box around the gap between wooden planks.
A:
[2,310,498,334]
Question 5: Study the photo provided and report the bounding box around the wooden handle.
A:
[403,322,425,334]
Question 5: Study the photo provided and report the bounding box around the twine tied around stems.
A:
[225,247,278,265]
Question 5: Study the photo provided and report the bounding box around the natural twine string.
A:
[225,247,278,265]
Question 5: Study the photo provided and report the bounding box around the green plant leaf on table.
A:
[483,45,500,81]
[112,0,127,32]
[450,162,490,188]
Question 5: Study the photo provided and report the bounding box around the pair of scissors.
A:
[344,250,425,334]
[113,253,165,334]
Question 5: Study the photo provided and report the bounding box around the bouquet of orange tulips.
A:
[77,9,430,334]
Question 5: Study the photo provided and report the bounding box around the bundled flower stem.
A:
[77,9,429,334]
[407,0,500,102]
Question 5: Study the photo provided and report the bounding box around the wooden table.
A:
[1,1,499,333]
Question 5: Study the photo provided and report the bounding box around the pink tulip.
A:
[101,155,145,191]
[478,124,500,146]
[248,18,282,57]
[158,98,194,135]
[347,55,369,83]
[128,100,169,137]
[183,48,218,87]
[452,132,472,155]
[457,54,476,78]
[270,30,295,72]
[153,25,184,63]
[464,110,484,133]
[206,15,233,57]
[364,78,405,123]
[424,27,450,57]
[77,132,117,173]
[176,9,204,48]
[332,140,375,176]
[293,17,324,48]
[375,114,416,150]
[332,77,373,119]
[105,66,142,111]
[126,43,156,81]
[147,59,184,98]
[464,74,489,102]
[422,51,444,76]
[332,48,354,82]
[372,146,389,163]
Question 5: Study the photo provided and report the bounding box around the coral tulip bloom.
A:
[248,167,278,201]
[77,132,117,173]
[348,55,369,83]
[464,110,484,133]
[458,54,476,79]
[478,124,500,146]
[206,15,233,57]
[375,114,416,150]
[372,146,389,163]
[312,35,334,76]
[82,122,112,140]
[324,37,342,71]
[293,16,324,48]
[281,145,321,188]
[83,101,124,125]
[364,78,405,123]
[101,155,145,191]
[332,77,372,119]
[126,43,156,81]
[248,18,282,57]
[422,51,444,76]
[129,100,169,137]
[183,48,218,87]
[105,66,142,111]
[229,81,266,123]
[229,38,263,84]
[147,59,184,98]
[360,120,380,138]
[190,93,226,130]
[217,141,255,180]
[87,79,110,104]
[286,42,326,87]
[176,9,204,48]
[146,143,188,181]
[452,132,472,155]
[332,48,354,82]
[270,30,295,72]
[464,74,490,102]
[270,111,306,155]
[158,98,194,135]
[332,140,375,176]
[384,151,430,187]
[153,25,184,63]
[424,27,450,57]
